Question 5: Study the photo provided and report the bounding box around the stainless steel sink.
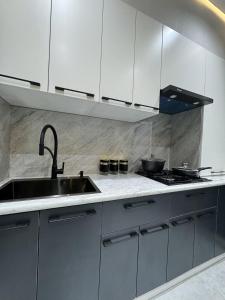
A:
[0,176,100,202]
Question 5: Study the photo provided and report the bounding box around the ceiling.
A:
[211,0,225,12]
[123,0,225,58]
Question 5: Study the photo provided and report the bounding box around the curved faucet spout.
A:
[39,124,64,179]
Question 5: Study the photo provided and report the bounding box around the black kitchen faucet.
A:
[39,124,64,179]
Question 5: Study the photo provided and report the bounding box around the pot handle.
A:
[197,167,212,172]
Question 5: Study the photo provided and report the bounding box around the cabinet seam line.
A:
[35,211,41,300]
[98,0,105,103]
[98,203,103,299]
[47,0,53,91]
[165,223,170,281]
[132,10,138,106]
[135,227,140,297]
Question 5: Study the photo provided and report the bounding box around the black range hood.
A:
[160,85,213,115]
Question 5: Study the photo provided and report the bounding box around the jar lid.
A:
[110,160,118,165]
[120,160,128,164]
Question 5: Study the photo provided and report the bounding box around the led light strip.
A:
[197,0,225,22]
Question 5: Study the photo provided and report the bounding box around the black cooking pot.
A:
[172,167,212,178]
[142,159,166,173]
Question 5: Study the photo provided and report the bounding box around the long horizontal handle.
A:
[171,217,193,227]
[102,96,132,106]
[55,86,94,98]
[48,209,96,223]
[124,199,155,210]
[103,231,138,247]
[197,211,215,219]
[0,73,40,87]
[211,171,225,174]
[0,221,30,232]
[186,191,206,198]
[140,224,169,236]
[134,103,159,111]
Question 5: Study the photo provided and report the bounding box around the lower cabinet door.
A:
[37,204,102,300]
[194,209,216,266]
[0,212,39,300]
[99,228,139,300]
[216,187,225,256]
[137,223,169,296]
[167,216,195,281]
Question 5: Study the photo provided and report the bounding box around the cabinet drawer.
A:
[38,203,102,300]
[167,215,195,280]
[171,188,218,217]
[0,212,39,300]
[102,195,171,234]
[194,209,216,267]
[137,222,169,295]
[100,227,139,300]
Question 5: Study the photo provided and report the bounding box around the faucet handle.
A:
[58,162,65,175]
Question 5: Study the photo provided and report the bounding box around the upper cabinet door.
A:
[201,52,225,173]
[133,12,162,110]
[49,0,103,101]
[161,26,206,95]
[100,0,136,106]
[0,0,51,91]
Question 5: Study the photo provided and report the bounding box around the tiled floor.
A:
[138,257,225,300]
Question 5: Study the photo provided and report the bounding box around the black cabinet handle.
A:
[103,231,138,247]
[197,211,215,219]
[0,220,30,232]
[140,224,169,236]
[171,217,193,227]
[124,199,155,210]
[134,103,159,111]
[186,192,206,198]
[48,209,96,224]
[102,96,132,106]
[0,73,40,87]
[55,86,95,98]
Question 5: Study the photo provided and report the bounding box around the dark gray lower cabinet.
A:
[167,216,195,281]
[0,212,39,300]
[99,228,139,300]
[37,204,101,300]
[137,223,169,296]
[194,209,216,266]
[216,187,225,255]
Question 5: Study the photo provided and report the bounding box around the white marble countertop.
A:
[0,173,225,216]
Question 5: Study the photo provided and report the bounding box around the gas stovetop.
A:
[136,170,211,186]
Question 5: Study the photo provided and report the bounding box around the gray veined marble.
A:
[9,107,173,178]
[0,102,204,179]
[0,98,11,181]
[0,173,224,216]
[170,107,203,169]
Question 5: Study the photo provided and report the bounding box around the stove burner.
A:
[136,170,211,186]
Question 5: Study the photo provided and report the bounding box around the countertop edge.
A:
[0,174,224,216]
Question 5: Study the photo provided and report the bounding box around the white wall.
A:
[123,0,225,59]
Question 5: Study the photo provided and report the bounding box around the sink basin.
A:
[0,176,100,202]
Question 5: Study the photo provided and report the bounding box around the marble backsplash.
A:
[0,104,202,179]
[0,98,11,181]
[170,108,203,169]
[9,107,172,177]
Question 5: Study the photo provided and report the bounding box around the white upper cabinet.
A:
[0,0,51,91]
[161,26,206,95]
[133,11,162,110]
[49,0,103,101]
[100,0,136,106]
[201,52,225,174]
